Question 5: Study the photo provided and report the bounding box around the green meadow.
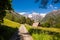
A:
[25,24,60,40]
[0,18,20,40]
[3,18,20,28]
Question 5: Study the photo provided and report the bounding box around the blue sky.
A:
[12,0,60,14]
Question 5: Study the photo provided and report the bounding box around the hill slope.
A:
[4,18,20,28]
[0,18,20,40]
[42,10,60,28]
[4,10,25,23]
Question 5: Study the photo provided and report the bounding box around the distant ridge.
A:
[42,9,60,27]
[21,13,46,22]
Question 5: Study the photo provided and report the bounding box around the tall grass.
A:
[25,24,60,40]
[31,29,60,40]
[32,33,52,40]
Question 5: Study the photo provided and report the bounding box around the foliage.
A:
[25,24,60,33]
[0,0,12,24]
[25,24,60,40]
[5,11,13,20]
[25,24,32,31]
[32,33,53,40]
[0,0,12,10]
[19,16,26,24]
[5,10,24,23]
[26,18,34,25]
[28,28,60,40]
[55,23,60,28]
[42,22,50,27]
[41,10,60,28]
[5,10,34,25]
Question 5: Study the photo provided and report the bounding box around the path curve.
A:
[10,24,33,40]
[18,24,33,40]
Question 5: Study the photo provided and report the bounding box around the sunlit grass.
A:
[25,24,32,30]
[25,24,60,33]
[0,18,21,40]
[3,18,20,28]
[32,33,53,40]
[37,27,60,33]
[25,24,60,40]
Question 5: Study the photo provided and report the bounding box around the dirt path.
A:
[10,24,33,40]
[18,24,33,40]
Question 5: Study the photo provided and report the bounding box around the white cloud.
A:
[19,12,26,15]
[40,13,46,17]
[19,12,28,15]
[19,12,46,17]
[32,12,38,14]
[32,12,46,17]
[28,14,32,18]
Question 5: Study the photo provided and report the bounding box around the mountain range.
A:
[4,9,60,28]
[20,12,46,22]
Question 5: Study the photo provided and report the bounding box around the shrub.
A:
[42,22,50,27]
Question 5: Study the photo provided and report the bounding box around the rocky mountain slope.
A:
[23,13,46,22]
[42,10,60,27]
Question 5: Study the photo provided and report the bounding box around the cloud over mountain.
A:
[19,12,46,22]
[19,12,46,18]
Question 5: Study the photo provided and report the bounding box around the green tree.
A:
[26,18,34,25]
[0,0,12,25]
[19,17,26,24]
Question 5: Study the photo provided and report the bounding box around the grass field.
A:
[0,18,21,40]
[32,33,53,40]
[25,24,60,40]
[3,18,20,28]
[25,24,60,33]
[37,27,60,33]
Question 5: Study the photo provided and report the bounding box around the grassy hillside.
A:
[5,10,24,23]
[25,24,60,33]
[3,18,20,28]
[0,18,20,40]
[41,10,60,28]
[4,10,34,25]
[25,24,60,40]
[5,10,29,24]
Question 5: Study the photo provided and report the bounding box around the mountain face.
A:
[23,13,45,22]
[30,14,42,22]
[42,10,60,28]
